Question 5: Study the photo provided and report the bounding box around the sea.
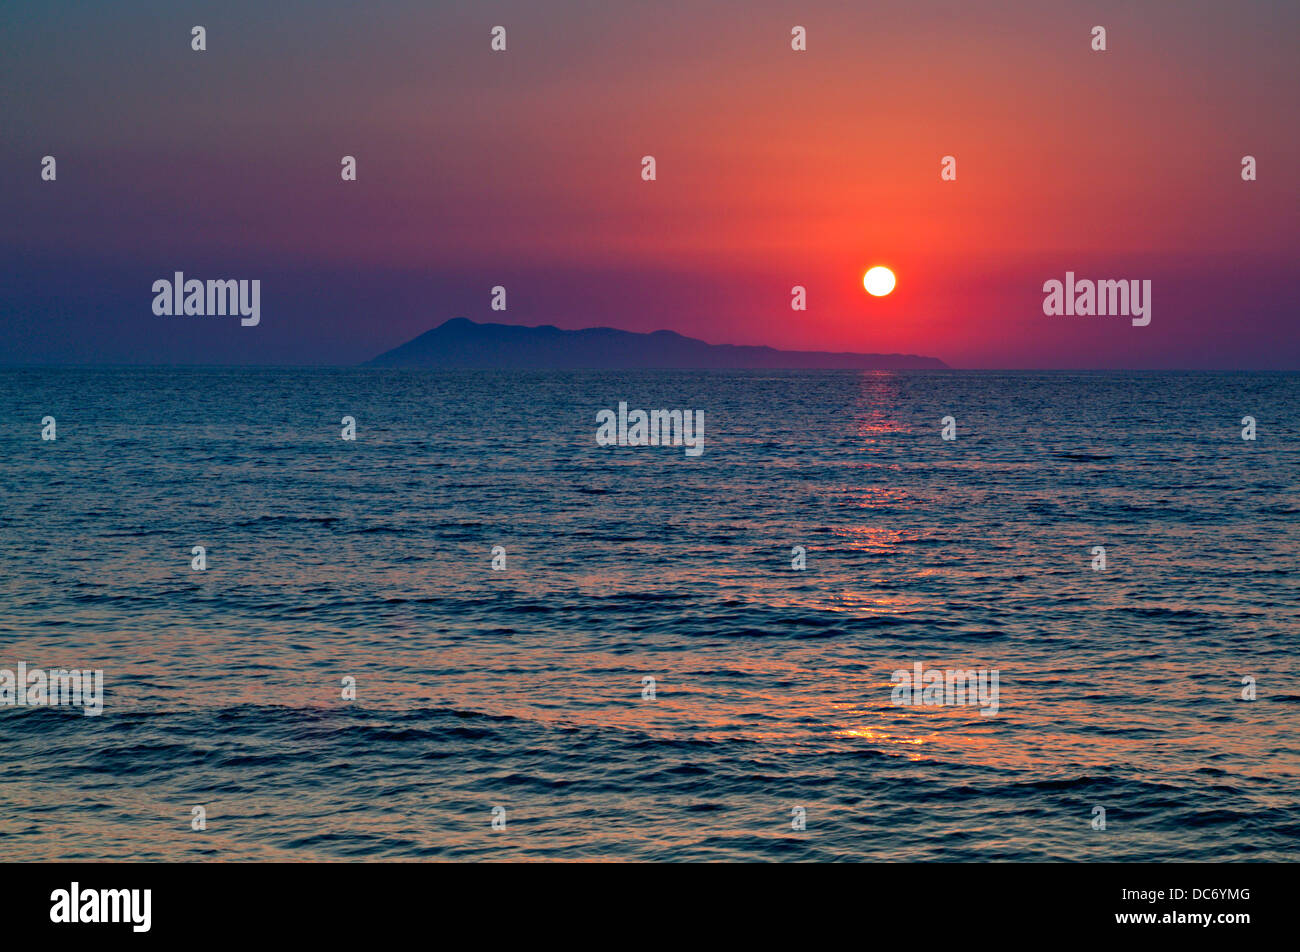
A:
[0,369,1296,861]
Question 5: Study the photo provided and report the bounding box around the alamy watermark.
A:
[890,662,999,716]
[1042,272,1150,326]
[152,272,260,326]
[50,883,150,932]
[596,402,704,456]
[1,663,103,716]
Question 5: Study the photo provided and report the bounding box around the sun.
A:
[863,266,896,297]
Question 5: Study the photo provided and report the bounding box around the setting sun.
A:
[864,266,896,297]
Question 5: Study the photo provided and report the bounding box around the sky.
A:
[2,0,1297,368]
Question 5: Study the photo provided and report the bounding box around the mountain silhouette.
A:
[366,318,947,369]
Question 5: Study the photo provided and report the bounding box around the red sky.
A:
[3,0,1297,367]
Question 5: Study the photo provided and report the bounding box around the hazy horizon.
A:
[3,315,1300,371]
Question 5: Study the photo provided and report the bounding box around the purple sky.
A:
[2,0,1297,367]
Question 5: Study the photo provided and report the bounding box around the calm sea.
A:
[1,369,1297,861]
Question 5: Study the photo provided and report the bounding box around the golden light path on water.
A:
[3,369,1297,860]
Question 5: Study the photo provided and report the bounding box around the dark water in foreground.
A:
[0,369,1297,861]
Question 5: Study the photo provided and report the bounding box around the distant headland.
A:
[366,318,948,370]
